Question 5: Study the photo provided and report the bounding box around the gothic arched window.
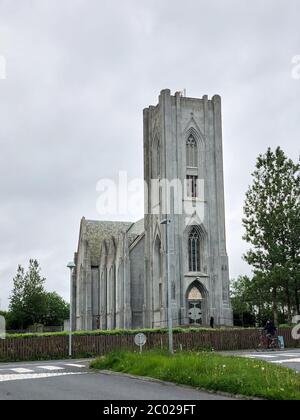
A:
[186,134,198,198]
[152,137,161,178]
[171,282,176,301]
[186,135,198,168]
[188,228,201,272]
[157,141,161,177]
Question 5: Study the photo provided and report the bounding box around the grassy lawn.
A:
[90,351,300,400]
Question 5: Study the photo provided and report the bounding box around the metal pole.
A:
[67,262,75,359]
[69,268,73,358]
[160,218,174,354]
[166,220,174,354]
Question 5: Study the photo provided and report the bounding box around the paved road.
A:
[0,359,232,400]
[224,349,300,371]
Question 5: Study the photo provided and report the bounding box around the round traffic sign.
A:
[134,333,147,347]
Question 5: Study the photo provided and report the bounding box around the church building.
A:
[72,89,233,331]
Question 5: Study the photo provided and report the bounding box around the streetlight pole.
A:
[67,262,76,358]
[160,218,174,354]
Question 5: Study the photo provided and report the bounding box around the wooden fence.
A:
[0,328,298,362]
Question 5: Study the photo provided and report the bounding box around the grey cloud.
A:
[0,0,299,308]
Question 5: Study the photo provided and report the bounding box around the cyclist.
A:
[263,320,277,348]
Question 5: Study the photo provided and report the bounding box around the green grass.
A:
[90,351,300,400]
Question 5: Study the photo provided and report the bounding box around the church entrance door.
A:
[187,286,203,325]
[188,300,202,325]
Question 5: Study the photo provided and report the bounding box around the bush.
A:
[5,326,254,340]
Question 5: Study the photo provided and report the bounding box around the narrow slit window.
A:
[186,135,198,168]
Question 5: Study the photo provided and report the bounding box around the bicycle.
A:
[256,329,280,352]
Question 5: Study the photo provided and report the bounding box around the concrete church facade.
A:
[72,89,233,331]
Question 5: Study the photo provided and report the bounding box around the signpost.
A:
[278,336,285,350]
[134,333,147,353]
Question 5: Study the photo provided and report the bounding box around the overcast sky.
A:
[0,0,299,310]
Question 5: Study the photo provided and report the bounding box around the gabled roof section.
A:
[83,219,133,265]
[127,218,145,245]
[127,218,144,236]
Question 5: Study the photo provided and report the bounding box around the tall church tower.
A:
[143,89,233,328]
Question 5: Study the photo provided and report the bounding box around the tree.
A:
[231,276,256,327]
[22,259,47,326]
[9,265,26,329]
[231,275,274,327]
[243,147,300,323]
[44,292,69,326]
[8,260,69,330]
[9,260,47,329]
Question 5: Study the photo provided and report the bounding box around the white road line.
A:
[276,353,300,357]
[10,368,34,374]
[272,358,300,364]
[37,366,65,371]
[242,355,271,358]
[243,353,300,359]
[260,353,300,357]
[0,372,84,383]
[253,355,277,359]
[64,364,85,368]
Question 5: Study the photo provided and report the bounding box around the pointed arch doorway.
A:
[186,281,207,326]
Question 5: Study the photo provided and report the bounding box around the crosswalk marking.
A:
[283,358,300,363]
[11,368,34,374]
[65,364,85,368]
[275,353,300,357]
[37,366,65,371]
[272,358,300,364]
[0,362,87,375]
[243,353,300,359]
[252,355,277,359]
[0,372,84,383]
[258,353,300,358]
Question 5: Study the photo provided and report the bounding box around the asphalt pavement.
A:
[0,359,232,400]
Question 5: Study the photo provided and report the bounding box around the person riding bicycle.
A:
[263,320,277,348]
